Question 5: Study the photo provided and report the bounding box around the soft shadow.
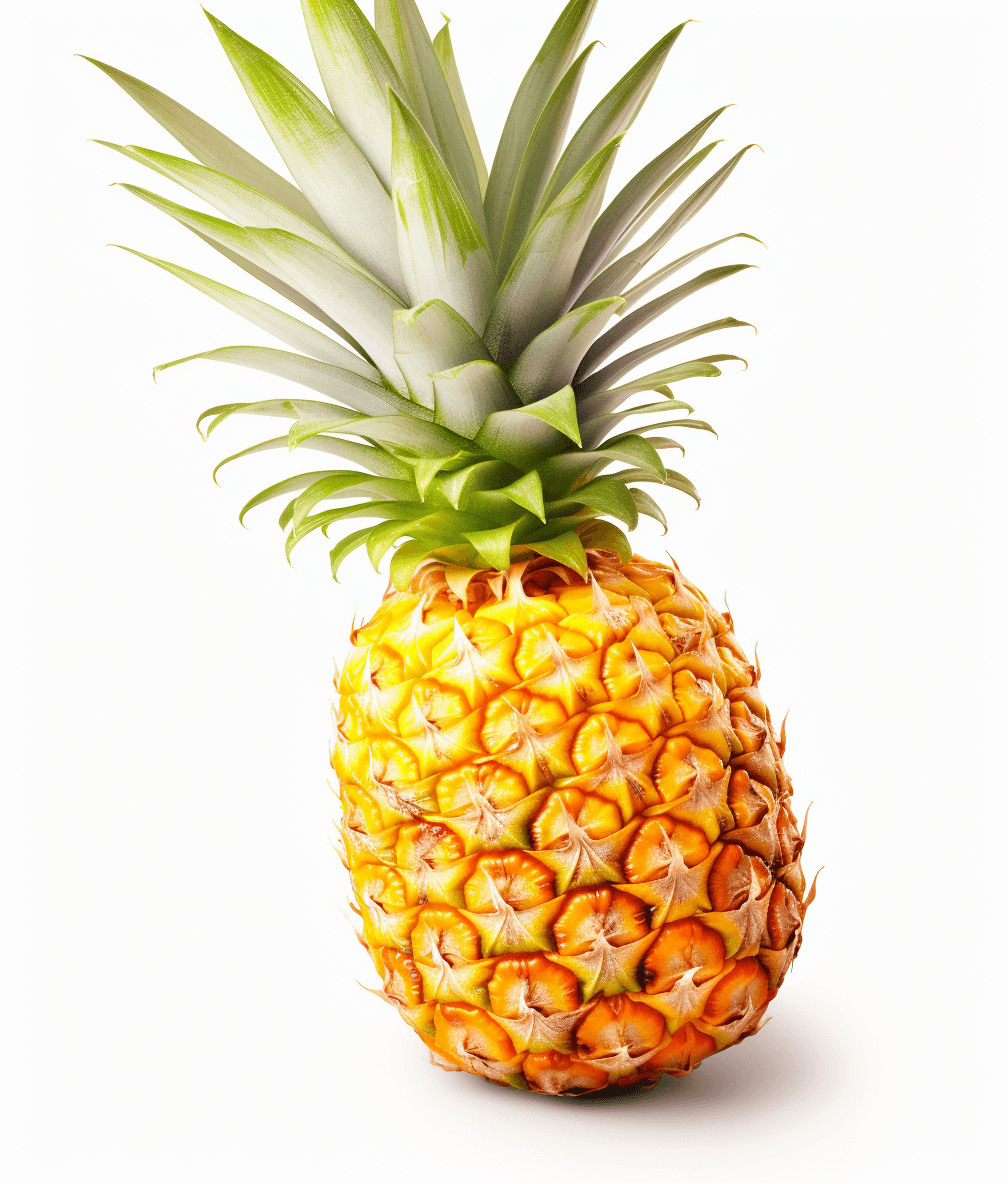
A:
[465,994,855,1118]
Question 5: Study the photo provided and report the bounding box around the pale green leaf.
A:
[156,346,423,418]
[578,317,754,398]
[111,246,379,376]
[392,298,491,409]
[98,142,345,255]
[205,11,404,297]
[621,234,764,315]
[536,23,688,217]
[495,41,599,277]
[83,56,325,230]
[578,264,755,379]
[569,106,729,302]
[376,0,487,233]
[433,16,488,199]
[119,185,407,387]
[484,138,622,370]
[390,92,496,335]
[187,226,364,352]
[580,145,759,307]
[211,434,410,485]
[663,469,701,506]
[433,360,521,439]
[509,298,623,405]
[300,0,407,190]
[290,413,471,458]
[484,0,598,262]
[196,398,342,439]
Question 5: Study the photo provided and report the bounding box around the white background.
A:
[2,1,1004,1180]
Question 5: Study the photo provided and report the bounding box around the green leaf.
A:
[579,316,754,398]
[474,386,581,466]
[509,298,623,405]
[518,385,581,444]
[288,500,413,561]
[390,537,445,589]
[495,41,599,277]
[536,434,666,497]
[663,469,701,507]
[578,264,755,380]
[375,0,487,233]
[392,298,491,409]
[537,22,688,217]
[300,0,407,191]
[390,92,496,335]
[464,520,519,570]
[484,139,623,370]
[196,398,341,438]
[577,520,632,562]
[546,474,639,530]
[433,15,488,199]
[365,510,473,569]
[499,471,546,522]
[410,452,475,498]
[205,11,404,296]
[112,246,379,377]
[429,459,519,509]
[83,56,325,230]
[525,531,588,578]
[630,486,667,532]
[156,346,424,419]
[433,360,521,439]
[292,472,417,533]
[238,470,335,525]
[330,526,374,580]
[484,0,598,262]
[569,106,729,302]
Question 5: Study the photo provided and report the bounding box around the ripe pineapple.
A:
[90,0,813,1094]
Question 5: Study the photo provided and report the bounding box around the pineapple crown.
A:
[88,0,760,589]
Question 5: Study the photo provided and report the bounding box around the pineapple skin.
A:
[334,553,811,1095]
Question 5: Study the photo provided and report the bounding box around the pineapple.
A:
[89,0,813,1095]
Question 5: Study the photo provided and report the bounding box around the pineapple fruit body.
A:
[335,553,811,1094]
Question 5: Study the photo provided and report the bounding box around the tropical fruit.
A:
[337,553,813,1091]
[89,0,813,1094]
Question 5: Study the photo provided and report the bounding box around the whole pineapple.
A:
[90,0,813,1094]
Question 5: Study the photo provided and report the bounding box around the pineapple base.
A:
[333,552,812,1095]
